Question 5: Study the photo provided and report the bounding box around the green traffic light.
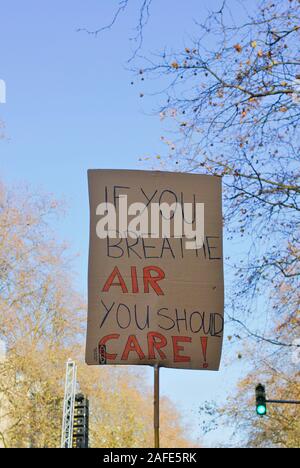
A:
[256,404,267,416]
[255,384,267,416]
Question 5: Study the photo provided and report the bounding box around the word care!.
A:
[86,170,224,370]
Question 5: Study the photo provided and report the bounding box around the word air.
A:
[102,265,166,296]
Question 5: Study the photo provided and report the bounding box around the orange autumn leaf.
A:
[234,43,243,53]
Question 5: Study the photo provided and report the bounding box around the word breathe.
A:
[96,195,204,250]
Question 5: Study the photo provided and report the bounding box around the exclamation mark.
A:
[201,337,208,369]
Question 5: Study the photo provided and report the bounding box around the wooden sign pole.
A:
[154,365,160,448]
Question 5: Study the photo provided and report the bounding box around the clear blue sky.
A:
[1,0,254,446]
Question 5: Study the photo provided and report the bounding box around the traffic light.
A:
[255,384,267,416]
[73,393,89,448]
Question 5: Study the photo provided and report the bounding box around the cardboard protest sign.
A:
[86,170,224,370]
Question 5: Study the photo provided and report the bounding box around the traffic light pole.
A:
[266,399,300,405]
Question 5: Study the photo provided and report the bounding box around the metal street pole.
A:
[61,359,77,448]
[154,365,160,449]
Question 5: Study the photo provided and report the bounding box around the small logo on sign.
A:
[0,80,6,104]
[99,344,107,365]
